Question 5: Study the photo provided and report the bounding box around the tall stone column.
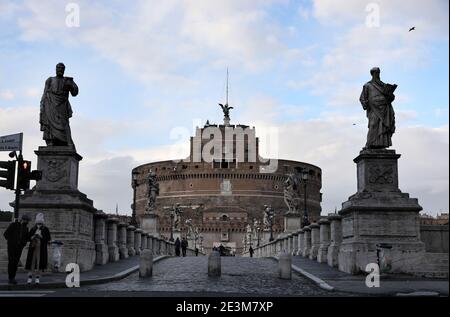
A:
[107,218,119,262]
[327,214,342,267]
[117,222,128,259]
[302,226,311,257]
[338,149,425,274]
[297,229,305,256]
[317,218,331,263]
[134,228,142,255]
[309,223,320,260]
[94,212,108,265]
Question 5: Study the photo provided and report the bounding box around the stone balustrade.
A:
[88,215,204,270]
[244,214,344,271]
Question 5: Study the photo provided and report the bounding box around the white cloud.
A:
[0,90,15,100]
[13,0,295,86]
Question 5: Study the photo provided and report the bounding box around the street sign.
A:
[0,133,23,152]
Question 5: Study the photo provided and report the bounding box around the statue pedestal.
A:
[338,149,425,275]
[284,212,301,233]
[14,146,96,272]
[140,213,159,237]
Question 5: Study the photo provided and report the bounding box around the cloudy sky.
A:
[0,0,448,216]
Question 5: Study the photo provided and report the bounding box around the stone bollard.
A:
[327,214,342,267]
[317,218,331,263]
[297,229,304,256]
[302,226,311,257]
[208,251,221,277]
[139,249,153,278]
[309,223,320,260]
[278,252,292,280]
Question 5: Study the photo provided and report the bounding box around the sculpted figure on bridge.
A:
[40,63,78,148]
[360,67,397,149]
[145,170,159,212]
[283,173,299,213]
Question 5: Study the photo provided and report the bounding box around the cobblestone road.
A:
[69,256,351,296]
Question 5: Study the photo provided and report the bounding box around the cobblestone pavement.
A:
[64,256,354,296]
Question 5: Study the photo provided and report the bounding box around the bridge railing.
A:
[241,214,341,269]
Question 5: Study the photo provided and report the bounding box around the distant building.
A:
[420,213,449,225]
[132,110,323,254]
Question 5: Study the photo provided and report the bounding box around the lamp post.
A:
[131,170,139,227]
[169,210,175,242]
[301,170,310,227]
[256,222,261,247]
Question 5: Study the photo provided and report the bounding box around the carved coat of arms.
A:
[45,159,67,182]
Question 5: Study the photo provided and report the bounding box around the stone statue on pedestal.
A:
[40,63,78,148]
[145,170,159,213]
[283,173,299,213]
[360,67,397,149]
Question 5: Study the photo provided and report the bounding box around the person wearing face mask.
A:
[25,213,51,285]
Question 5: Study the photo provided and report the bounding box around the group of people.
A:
[3,213,52,285]
[174,237,189,257]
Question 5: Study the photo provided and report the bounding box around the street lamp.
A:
[169,210,175,242]
[256,222,261,247]
[131,170,139,227]
[301,170,310,227]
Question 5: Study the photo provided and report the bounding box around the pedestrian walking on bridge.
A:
[175,237,181,256]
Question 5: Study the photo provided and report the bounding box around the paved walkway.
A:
[52,256,353,297]
[0,255,160,290]
[290,256,449,296]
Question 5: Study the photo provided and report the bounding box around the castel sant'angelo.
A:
[132,103,322,255]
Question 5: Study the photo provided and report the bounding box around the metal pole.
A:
[132,180,137,226]
[170,212,174,241]
[13,152,23,221]
[303,181,309,227]
[269,214,273,242]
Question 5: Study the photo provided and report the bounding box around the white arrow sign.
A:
[0,133,23,152]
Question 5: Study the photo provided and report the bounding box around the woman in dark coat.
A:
[25,213,51,285]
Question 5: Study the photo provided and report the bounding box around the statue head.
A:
[370,67,380,78]
[56,63,65,77]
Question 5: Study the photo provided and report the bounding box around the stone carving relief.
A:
[368,164,393,184]
[45,159,68,182]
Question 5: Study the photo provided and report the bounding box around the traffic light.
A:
[0,160,16,190]
[17,160,31,190]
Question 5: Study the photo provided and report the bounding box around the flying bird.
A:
[409,26,415,32]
